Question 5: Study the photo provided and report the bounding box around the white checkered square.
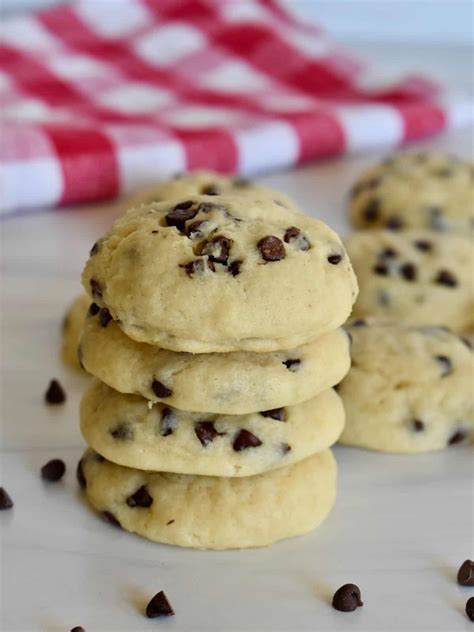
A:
[201,60,273,93]
[98,83,174,114]
[135,23,206,67]
[75,0,151,38]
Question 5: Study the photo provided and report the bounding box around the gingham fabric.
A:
[0,0,472,215]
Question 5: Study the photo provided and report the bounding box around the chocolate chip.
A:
[233,429,263,451]
[351,319,367,327]
[45,379,66,404]
[457,560,474,586]
[159,408,176,436]
[413,239,433,252]
[386,216,404,230]
[260,408,286,421]
[103,511,121,528]
[201,183,221,195]
[258,235,285,262]
[281,443,292,455]
[380,247,397,258]
[90,278,103,299]
[110,423,134,441]
[434,269,458,287]
[412,419,425,432]
[328,254,343,265]
[194,421,225,447]
[373,263,389,276]
[152,379,172,398]
[200,235,232,265]
[196,201,227,214]
[283,358,300,371]
[186,220,212,240]
[332,584,363,612]
[127,485,153,508]
[449,430,466,445]
[362,198,380,223]
[165,200,197,231]
[166,519,175,525]
[87,302,100,317]
[76,459,86,489]
[0,487,13,510]
[435,355,452,376]
[146,590,175,618]
[41,459,66,482]
[284,226,310,251]
[400,262,417,281]
[89,241,99,256]
[228,260,242,276]
[181,258,215,277]
[99,307,112,328]
[70,627,85,632]
[151,230,158,234]
[466,597,474,622]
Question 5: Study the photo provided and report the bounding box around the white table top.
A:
[1,31,474,628]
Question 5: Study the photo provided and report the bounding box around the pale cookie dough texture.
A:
[80,381,344,477]
[349,152,474,234]
[80,313,351,414]
[61,293,90,369]
[345,230,474,331]
[78,448,337,549]
[338,320,474,453]
[127,170,301,213]
[82,195,358,352]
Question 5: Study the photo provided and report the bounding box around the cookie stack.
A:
[76,185,358,549]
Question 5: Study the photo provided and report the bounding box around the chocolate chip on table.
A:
[181,258,215,277]
[448,430,466,445]
[466,597,474,622]
[41,459,66,482]
[434,269,458,287]
[103,511,122,528]
[362,198,380,223]
[228,260,242,276]
[413,239,433,252]
[76,459,87,489]
[159,408,176,436]
[70,627,85,632]
[332,584,363,612]
[281,443,292,455]
[89,241,99,256]
[152,379,172,398]
[201,183,221,195]
[457,560,474,586]
[435,355,452,376]
[45,379,66,404]
[373,263,389,276]
[0,487,13,510]
[89,278,103,299]
[257,235,286,262]
[87,302,100,317]
[260,408,286,421]
[194,421,225,447]
[201,235,233,265]
[412,419,425,432]
[165,200,197,231]
[233,429,263,451]
[146,590,175,619]
[284,226,310,251]
[99,307,112,328]
[110,423,134,441]
[386,216,404,230]
[283,358,300,371]
[127,485,153,508]
[400,262,417,281]
[328,253,343,265]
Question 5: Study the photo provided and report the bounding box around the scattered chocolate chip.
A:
[70,627,85,632]
[200,235,232,265]
[457,560,474,586]
[76,459,86,489]
[281,443,292,455]
[45,379,66,404]
[328,254,343,265]
[362,198,380,223]
[260,408,286,421]
[165,200,197,231]
[435,355,452,376]
[166,519,175,525]
[386,216,404,230]
[448,430,466,445]
[110,423,134,441]
[151,230,158,234]
[380,247,397,258]
[228,260,242,276]
[152,379,172,398]
[466,597,474,622]
[412,419,425,432]
[89,278,103,299]
[89,241,99,256]
[434,269,458,287]
[87,302,100,317]
[197,201,227,214]
[233,429,263,451]
[99,307,112,328]
[284,226,310,251]
[0,487,13,510]
[400,262,417,281]
[332,584,363,612]
[103,511,122,528]
[41,459,66,482]
[413,239,433,252]
[283,358,301,371]
[159,408,176,436]
[258,235,285,262]
[194,421,224,447]
[186,220,210,240]
[127,485,153,508]
[351,319,367,327]
[201,183,221,195]
[373,263,389,276]
[146,590,175,619]
[181,258,215,277]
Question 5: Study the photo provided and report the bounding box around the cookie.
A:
[338,321,474,453]
[349,152,474,234]
[79,311,351,414]
[345,230,474,331]
[127,171,301,213]
[61,294,89,369]
[82,195,358,352]
[80,380,344,476]
[78,448,337,549]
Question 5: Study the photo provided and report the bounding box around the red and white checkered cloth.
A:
[0,0,472,215]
